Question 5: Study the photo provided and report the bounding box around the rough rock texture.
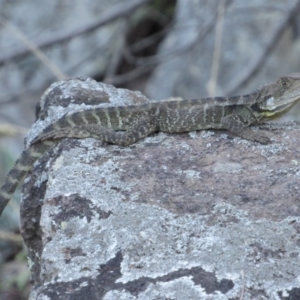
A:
[24,78,300,300]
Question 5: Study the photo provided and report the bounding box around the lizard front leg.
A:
[31,115,158,146]
[221,114,270,144]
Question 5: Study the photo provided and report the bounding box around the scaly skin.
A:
[0,140,55,215]
[1,73,300,216]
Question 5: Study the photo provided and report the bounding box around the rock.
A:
[21,78,300,299]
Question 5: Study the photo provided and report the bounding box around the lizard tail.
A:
[0,141,54,216]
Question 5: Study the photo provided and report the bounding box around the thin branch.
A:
[106,62,154,86]
[207,0,226,97]
[0,17,67,80]
[0,123,28,137]
[133,21,216,66]
[0,0,152,66]
[224,0,300,95]
[130,0,233,67]
[130,25,170,53]
[106,16,219,86]
[107,0,233,86]
[232,5,287,13]
[0,230,23,243]
[106,2,227,85]
[103,18,130,83]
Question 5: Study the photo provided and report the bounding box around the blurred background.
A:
[1,0,300,298]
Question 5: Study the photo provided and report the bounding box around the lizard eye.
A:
[281,78,291,89]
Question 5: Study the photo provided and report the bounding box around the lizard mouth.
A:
[266,93,300,111]
[268,103,293,112]
[275,94,300,112]
[261,101,297,119]
[252,94,299,120]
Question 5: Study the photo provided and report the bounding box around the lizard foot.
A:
[236,129,271,144]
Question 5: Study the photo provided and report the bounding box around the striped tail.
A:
[0,141,55,216]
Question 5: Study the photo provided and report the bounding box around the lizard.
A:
[0,73,300,217]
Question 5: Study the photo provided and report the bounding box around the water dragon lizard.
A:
[1,73,300,217]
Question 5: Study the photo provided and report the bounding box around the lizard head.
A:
[253,73,300,121]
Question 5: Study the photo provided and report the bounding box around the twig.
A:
[107,14,220,86]
[91,0,234,86]
[0,230,23,243]
[207,0,226,97]
[0,123,28,137]
[130,24,170,53]
[107,0,234,86]
[224,0,300,95]
[103,18,130,83]
[0,92,24,106]
[0,17,67,80]
[133,21,216,66]
[232,5,287,13]
[0,0,151,66]
[131,0,233,67]
[106,62,154,85]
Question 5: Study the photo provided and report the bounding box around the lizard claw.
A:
[231,128,271,144]
[253,133,271,144]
